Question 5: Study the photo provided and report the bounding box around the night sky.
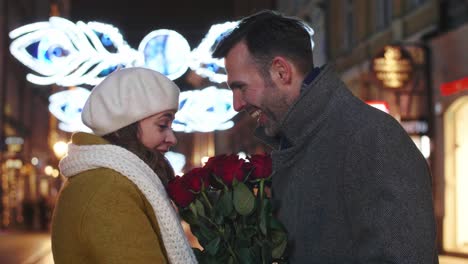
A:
[70,0,236,49]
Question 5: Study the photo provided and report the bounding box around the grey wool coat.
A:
[256,65,438,263]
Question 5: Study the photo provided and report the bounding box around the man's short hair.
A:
[212,10,314,76]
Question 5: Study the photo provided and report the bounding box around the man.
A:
[213,10,438,263]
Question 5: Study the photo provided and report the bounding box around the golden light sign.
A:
[372,45,413,89]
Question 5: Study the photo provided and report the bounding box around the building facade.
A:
[1,0,70,231]
[429,0,468,256]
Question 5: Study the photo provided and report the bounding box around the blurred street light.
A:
[53,141,68,159]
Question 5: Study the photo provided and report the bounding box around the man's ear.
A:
[270,56,293,85]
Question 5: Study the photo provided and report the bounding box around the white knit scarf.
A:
[59,143,198,264]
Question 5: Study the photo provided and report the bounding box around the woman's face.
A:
[138,110,177,153]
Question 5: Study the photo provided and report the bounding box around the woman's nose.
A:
[166,130,178,146]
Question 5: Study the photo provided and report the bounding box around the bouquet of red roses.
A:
[167,153,288,263]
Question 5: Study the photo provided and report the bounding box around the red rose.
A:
[167,176,195,208]
[184,167,211,192]
[247,154,272,179]
[204,154,247,186]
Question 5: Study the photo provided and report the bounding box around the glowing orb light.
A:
[138,29,191,80]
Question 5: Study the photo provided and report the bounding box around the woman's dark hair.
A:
[102,122,175,186]
[212,10,314,77]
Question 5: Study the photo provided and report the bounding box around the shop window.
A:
[375,0,393,30]
[444,96,468,254]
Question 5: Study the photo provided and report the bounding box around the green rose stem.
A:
[226,242,239,263]
[199,190,240,262]
[201,210,240,262]
[259,179,266,234]
[201,191,213,211]
[259,179,265,206]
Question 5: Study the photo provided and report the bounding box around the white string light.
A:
[48,87,92,133]
[138,29,191,80]
[174,86,237,132]
[188,21,238,83]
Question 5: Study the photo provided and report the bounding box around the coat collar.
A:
[256,64,343,149]
[71,132,109,146]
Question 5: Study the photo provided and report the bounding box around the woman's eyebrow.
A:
[160,113,175,119]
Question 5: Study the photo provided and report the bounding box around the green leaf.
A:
[193,221,217,246]
[194,199,205,217]
[234,237,251,249]
[238,247,255,264]
[189,202,198,217]
[196,251,219,264]
[271,230,288,259]
[214,214,224,225]
[216,190,233,217]
[271,230,287,245]
[239,226,257,240]
[271,237,287,259]
[233,182,255,216]
[204,237,221,256]
[179,209,197,225]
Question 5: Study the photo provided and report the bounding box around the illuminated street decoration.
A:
[164,151,186,175]
[9,17,190,85]
[48,87,92,133]
[9,17,139,86]
[372,45,413,89]
[9,18,295,133]
[138,29,191,80]
[188,21,238,83]
[48,86,236,133]
[10,18,315,86]
[174,86,237,133]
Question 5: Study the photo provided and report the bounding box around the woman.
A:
[51,67,197,264]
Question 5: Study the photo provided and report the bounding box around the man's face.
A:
[224,41,292,137]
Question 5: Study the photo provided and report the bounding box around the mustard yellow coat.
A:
[51,133,168,263]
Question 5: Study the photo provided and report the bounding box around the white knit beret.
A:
[82,67,180,136]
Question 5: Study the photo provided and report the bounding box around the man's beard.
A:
[260,108,282,137]
[259,94,291,137]
[258,75,292,137]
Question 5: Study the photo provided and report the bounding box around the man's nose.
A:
[232,90,246,112]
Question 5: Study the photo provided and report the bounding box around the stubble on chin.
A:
[261,118,281,137]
